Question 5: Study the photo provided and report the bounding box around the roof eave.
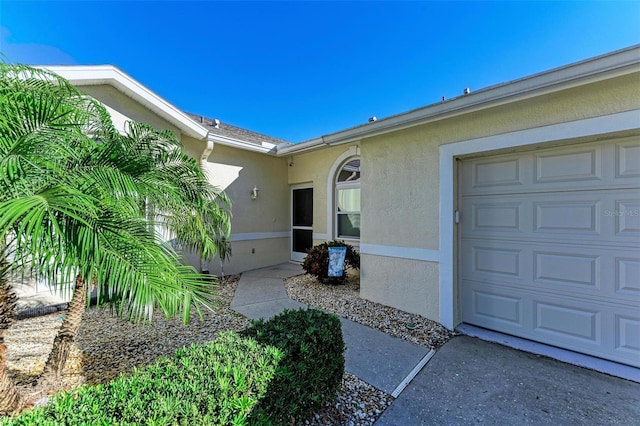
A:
[279,44,640,154]
[211,134,278,155]
[276,137,327,155]
[41,65,209,140]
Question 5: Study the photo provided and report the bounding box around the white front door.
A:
[291,187,313,262]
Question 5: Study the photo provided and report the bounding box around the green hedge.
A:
[241,308,346,425]
[4,310,346,426]
[2,332,282,426]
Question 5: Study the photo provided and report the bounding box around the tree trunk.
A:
[38,275,86,387]
[0,261,26,415]
[0,341,25,416]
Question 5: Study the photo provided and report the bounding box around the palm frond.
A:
[0,62,231,324]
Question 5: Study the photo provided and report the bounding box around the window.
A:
[336,159,360,239]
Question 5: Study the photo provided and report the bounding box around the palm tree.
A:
[0,62,99,414]
[0,62,231,412]
[0,260,24,415]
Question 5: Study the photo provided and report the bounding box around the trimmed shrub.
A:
[302,240,360,284]
[241,308,346,425]
[2,332,282,426]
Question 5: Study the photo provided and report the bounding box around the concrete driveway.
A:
[375,335,640,425]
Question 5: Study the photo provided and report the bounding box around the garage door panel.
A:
[460,137,640,367]
[615,139,640,178]
[534,200,599,234]
[528,297,639,364]
[463,189,640,246]
[468,157,527,189]
[533,251,599,289]
[472,202,522,232]
[616,257,640,294]
[462,283,525,328]
[463,197,529,235]
[615,315,640,358]
[534,301,600,343]
[472,245,522,278]
[462,139,639,196]
[463,239,639,306]
[614,200,640,236]
[462,241,526,285]
[463,281,640,365]
[469,288,523,326]
[534,148,601,185]
[462,281,607,343]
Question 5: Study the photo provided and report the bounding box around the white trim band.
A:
[229,232,289,242]
[360,244,440,262]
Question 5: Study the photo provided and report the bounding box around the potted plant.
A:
[302,240,360,284]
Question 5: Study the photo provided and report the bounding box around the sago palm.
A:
[0,62,231,412]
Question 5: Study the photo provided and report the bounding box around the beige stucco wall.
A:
[82,85,292,276]
[81,85,181,136]
[198,143,290,274]
[360,257,440,318]
[361,134,439,249]
[288,144,361,244]
[354,132,442,319]
[362,72,640,250]
[80,70,640,323]
[421,72,639,148]
[349,72,640,321]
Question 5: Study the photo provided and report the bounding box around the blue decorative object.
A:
[328,246,347,277]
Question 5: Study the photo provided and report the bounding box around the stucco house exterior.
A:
[44,45,639,373]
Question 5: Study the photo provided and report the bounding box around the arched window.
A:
[335,158,360,239]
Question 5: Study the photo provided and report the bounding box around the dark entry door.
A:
[291,187,313,262]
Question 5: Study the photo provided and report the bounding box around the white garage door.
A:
[460,137,640,367]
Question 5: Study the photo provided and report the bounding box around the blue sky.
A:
[1,1,638,142]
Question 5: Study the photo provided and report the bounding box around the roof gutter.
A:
[276,134,339,155]
[200,133,215,165]
[210,133,278,155]
[276,137,323,155]
[276,44,640,156]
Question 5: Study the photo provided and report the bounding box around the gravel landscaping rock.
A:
[4,271,453,425]
[5,276,249,403]
[286,273,453,350]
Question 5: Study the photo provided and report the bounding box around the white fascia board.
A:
[41,65,209,140]
[277,137,328,156]
[209,133,278,155]
[280,45,640,154]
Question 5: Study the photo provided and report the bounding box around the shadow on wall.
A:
[193,152,291,276]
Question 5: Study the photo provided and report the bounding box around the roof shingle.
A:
[187,113,291,147]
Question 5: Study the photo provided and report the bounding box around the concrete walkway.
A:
[231,264,640,425]
[230,263,430,396]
